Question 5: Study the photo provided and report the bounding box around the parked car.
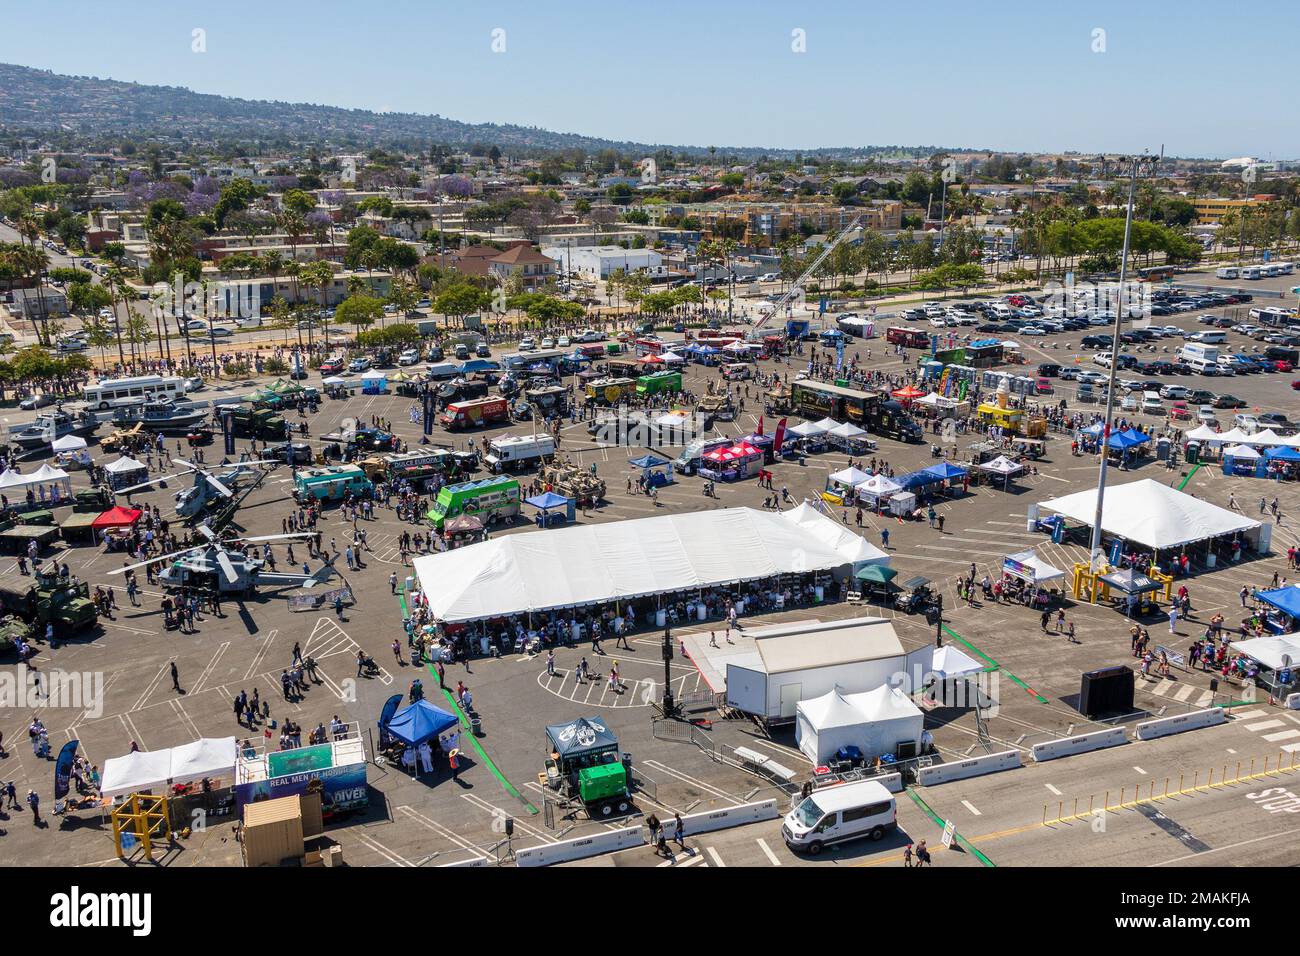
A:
[398,349,421,366]
[348,356,371,373]
[19,393,58,411]
[1213,394,1247,409]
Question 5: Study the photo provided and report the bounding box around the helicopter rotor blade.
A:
[230,532,315,544]
[215,550,239,584]
[117,472,188,494]
[108,547,200,575]
[203,474,234,497]
[195,523,217,541]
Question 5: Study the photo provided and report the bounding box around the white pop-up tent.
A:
[930,645,984,679]
[1003,548,1066,585]
[828,466,871,489]
[797,690,871,765]
[796,684,925,765]
[828,421,868,442]
[1204,427,1253,446]
[855,473,902,506]
[1224,443,1261,460]
[813,417,840,433]
[100,736,237,800]
[842,685,925,758]
[1039,479,1261,550]
[787,421,829,440]
[1182,424,1221,442]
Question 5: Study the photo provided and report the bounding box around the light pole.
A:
[1088,153,1154,570]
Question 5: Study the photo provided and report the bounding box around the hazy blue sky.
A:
[4,0,1294,157]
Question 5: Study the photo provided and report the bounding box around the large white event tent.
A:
[1039,479,1260,550]
[100,737,237,800]
[412,506,885,624]
[796,685,924,765]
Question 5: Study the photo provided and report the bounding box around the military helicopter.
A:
[116,458,279,524]
[109,525,337,596]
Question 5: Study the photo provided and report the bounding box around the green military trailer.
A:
[543,716,633,818]
[227,406,288,441]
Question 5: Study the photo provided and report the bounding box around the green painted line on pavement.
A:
[393,585,537,814]
[906,788,996,868]
[941,624,1049,704]
[1177,463,1201,491]
[436,683,540,815]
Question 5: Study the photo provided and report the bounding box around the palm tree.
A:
[300,260,334,352]
[103,267,130,367]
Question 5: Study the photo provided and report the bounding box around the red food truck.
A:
[439,396,510,431]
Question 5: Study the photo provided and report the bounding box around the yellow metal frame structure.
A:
[110,792,172,861]
[1073,562,1173,605]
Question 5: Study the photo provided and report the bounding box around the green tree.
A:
[335,293,383,335]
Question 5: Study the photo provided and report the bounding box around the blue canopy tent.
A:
[385,700,459,746]
[525,490,572,527]
[1266,446,1300,461]
[629,453,675,487]
[922,462,968,482]
[897,470,944,491]
[1106,430,1148,451]
[1080,422,1105,437]
[1256,586,1300,634]
[690,344,722,364]
[566,351,592,363]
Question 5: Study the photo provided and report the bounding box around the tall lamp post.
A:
[1089,152,1156,570]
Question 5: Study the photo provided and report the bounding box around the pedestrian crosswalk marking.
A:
[1262,730,1300,743]
[1245,720,1286,732]
[1171,683,1195,702]
[705,846,726,868]
[1195,691,1214,708]
[1150,680,1173,697]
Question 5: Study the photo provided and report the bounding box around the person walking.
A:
[27,788,40,825]
[170,661,181,693]
[1168,605,1178,635]
[673,812,685,849]
[915,840,932,867]
[903,843,913,868]
[881,528,890,549]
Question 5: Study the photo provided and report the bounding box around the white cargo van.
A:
[1188,330,1226,344]
[1141,391,1164,415]
[484,435,556,473]
[782,779,897,855]
[425,362,461,381]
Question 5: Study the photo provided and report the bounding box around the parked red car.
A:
[318,358,344,375]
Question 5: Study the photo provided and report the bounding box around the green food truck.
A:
[427,475,520,532]
[635,370,683,398]
[292,465,374,503]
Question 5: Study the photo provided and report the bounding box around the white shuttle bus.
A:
[83,374,188,410]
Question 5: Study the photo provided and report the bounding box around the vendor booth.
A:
[101,736,237,802]
[442,513,485,548]
[629,453,675,488]
[855,473,902,509]
[698,441,764,482]
[1230,632,1300,696]
[234,726,367,817]
[92,505,144,550]
[525,491,573,528]
[828,420,870,453]
[104,456,148,491]
[382,700,460,777]
[786,419,830,452]
[359,370,388,395]
[979,455,1024,489]
[1254,585,1300,635]
[51,434,92,469]
[827,466,871,496]
[1223,443,1261,476]
[1001,548,1066,607]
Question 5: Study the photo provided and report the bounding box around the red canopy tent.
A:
[891,385,926,401]
[639,354,665,365]
[703,441,763,464]
[91,506,143,530]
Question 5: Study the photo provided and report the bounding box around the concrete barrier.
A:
[874,772,905,793]
[1286,694,1300,711]
[917,750,1021,786]
[1135,707,1226,741]
[1032,727,1128,763]
[515,825,644,868]
[439,856,489,868]
[680,799,779,837]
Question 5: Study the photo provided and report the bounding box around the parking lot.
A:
[1,268,1298,869]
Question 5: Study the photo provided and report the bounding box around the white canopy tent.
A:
[104,456,147,474]
[1182,424,1221,442]
[787,421,829,439]
[412,506,876,624]
[1039,479,1261,550]
[0,469,34,490]
[841,685,925,761]
[813,417,840,433]
[796,690,871,765]
[1247,429,1295,448]
[828,466,872,488]
[100,737,237,800]
[980,455,1024,477]
[828,421,868,442]
[1204,427,1253,446]
[659,351,686,365]
[50,434,87,452]
[855,474,902,505]
[781,502,890,568]
[1224,444,1261,460]
[930,645,984,679]
[1004,548,1066,585]
[1230,633,1300,671]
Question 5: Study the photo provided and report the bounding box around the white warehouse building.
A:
[541,244,663,280]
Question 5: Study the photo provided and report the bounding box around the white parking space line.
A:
[1044,783,1062,796]
[961,799,982,816]
[1132,766,1147,775]
[756,838,781,866]
[706,846,726,867]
